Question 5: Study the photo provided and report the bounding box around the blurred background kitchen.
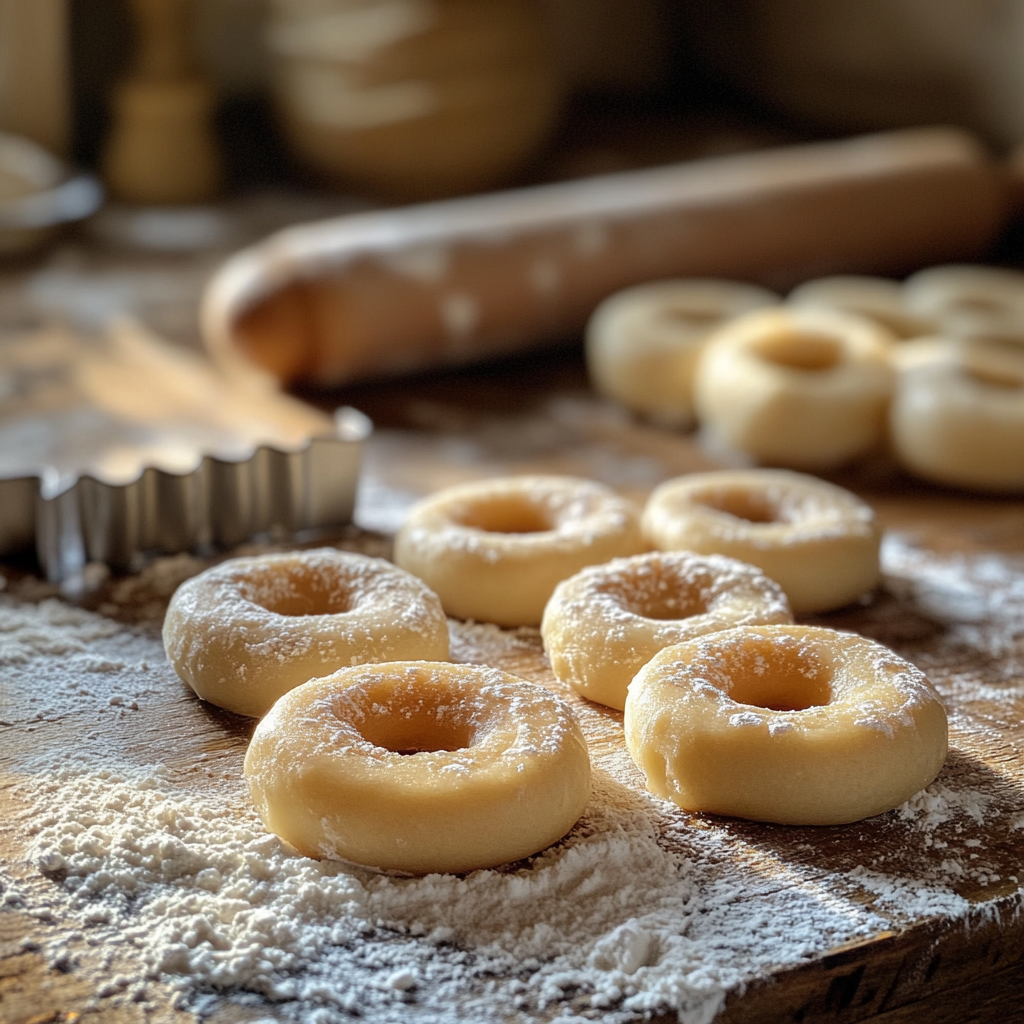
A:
[3,0,1024,583]
[6,0,1024,340]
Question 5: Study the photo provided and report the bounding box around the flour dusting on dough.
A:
[3,534,1023,1022]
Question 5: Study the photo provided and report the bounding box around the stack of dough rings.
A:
[903,264,1024,344]
[585,265,1024,492]
[787,275,936,340]
[790,265,1024,491]
[585,279,778,428]
[693,306,895,470]
[889,337,1024,492]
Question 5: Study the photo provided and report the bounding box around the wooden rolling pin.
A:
[201,127,1010,388]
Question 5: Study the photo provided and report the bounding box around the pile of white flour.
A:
[2,537,1022,1023]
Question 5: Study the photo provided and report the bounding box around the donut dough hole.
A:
[903,264,1024,345]
[541,550,793,711]
[163,549,450,717]
[890,338,1024,492]
[624,624,948,825]
[394,475,645,627]
[641,469,881,615]
[244,661,591,874]
[788,275,934,339]
[586,279,778,427]
[694,307,895,469]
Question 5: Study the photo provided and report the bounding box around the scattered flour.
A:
[847,867,971,920]
[15,758,889,1024]
[3,534,1024,1022]
[0,597,157,725]
[881,533,1024,668]
[898,782,991,831]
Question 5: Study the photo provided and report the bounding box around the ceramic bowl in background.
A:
[0,131,103,255]
[265,0,565,200]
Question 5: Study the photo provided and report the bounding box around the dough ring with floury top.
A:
[889,338,1024,493]
[624,624,948,825]
[903,264,1024,344]
[693,306,894,469]
[394,474,645,627]
[244,661,592,874]
[641,469,881,615]
[585,278,778,427]
[786,274,934,340]
[541,550,793,711]
[163,549,450,718]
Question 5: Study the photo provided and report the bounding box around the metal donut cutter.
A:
[0,324,372,583]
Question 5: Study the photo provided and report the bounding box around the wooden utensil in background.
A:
[202,127,1011,388]
[0,0,70,157]
[102,0,223,204]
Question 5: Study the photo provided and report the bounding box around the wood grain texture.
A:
[1,349,1023,1023]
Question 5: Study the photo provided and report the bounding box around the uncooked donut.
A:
[903,264,1024,345]
[244,661,591,874]
[541,550,793,711]
[641,469,881,615]
[586,279,777,427]
[787,275,934,339]
[163,549,450,718]
[393,475,645,627]
[693,307,895,469]
[890,338,1024,492]
[624,624,948,825]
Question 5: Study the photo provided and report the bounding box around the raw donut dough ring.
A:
[890,338,1024,493]
[903,264,1024,345]
[244,661,591,874]
[585,279,778,427]
[163,549,450,718]
[787,275,934,339]
[641,469,881,615]
[624,624,948,825]
[541,550,793,711]
[693,306,895,469]
[393,475,645,627]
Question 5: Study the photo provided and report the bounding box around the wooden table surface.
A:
[2,345,1023,1024]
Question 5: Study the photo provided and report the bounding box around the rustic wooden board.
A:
[1,350,1023,1024]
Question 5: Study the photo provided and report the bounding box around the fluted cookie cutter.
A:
[0,323,372,582]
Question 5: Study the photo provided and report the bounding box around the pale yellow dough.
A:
[903,264,1024,345]
[163,549,450,718]
[585,279,778,427]
[641,469,881,615]
[787,275,934,339]
[393,475,645,627]
[693,307,895,469]
[541,551,792,711]
[244,661,592,874]
[890,338,1024,493]
[624,625,948,825]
